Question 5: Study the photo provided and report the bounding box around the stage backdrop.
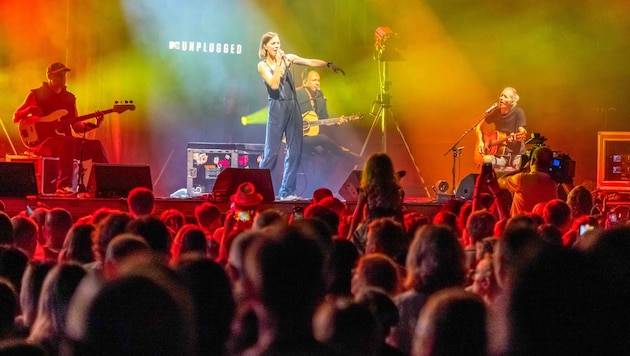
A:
[1,0,629,197]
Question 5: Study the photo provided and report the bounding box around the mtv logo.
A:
[168,41,181,50]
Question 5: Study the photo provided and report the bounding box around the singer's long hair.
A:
[258,31,278,59]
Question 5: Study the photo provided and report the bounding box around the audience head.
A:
[566,185,594,219]
[244,226,325,327]
[312,187,333,204]
[11,215,38,258]
[159,208,186,235]
[230,182,263,211]
[58,223,96,265]
[313,297,380,356]
[94,212,133,262]
[405,225,466,294]
[126,216,172,259]
[365,217,407,264]
[361,152,399,189]
[194,202,221,231]
[29,263,87,350]
[0,212,13,245]
[251,208,286,235]
[318,196,346,217]
[466,209,496,244]
[0,246,28,296]
[126,187,155,218]
[176,257,235,356]
[43,208,74,253]
[467,254,499,304]
[170,224,207,264]
[355,287,400,342]
[323,239,358,298]
[404,212,431,240]
[543,199,572,232]
[304,205,340,238]
[75,273,194,356]
[493,223,544,291]
[103,233,151,280]
[432,210,460,237]
[351,253,400,296]
[0,278,17,338]
[537,223,563,247]
[531,146,554,171]
[412,288,487,356]
[18,261,55,330]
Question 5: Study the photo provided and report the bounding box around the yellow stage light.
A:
[241,106,268,126]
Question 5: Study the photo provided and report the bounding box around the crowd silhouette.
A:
[0,151,628,355]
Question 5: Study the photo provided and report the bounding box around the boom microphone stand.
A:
[443,113,487,194]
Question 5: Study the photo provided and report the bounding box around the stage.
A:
[0,195,443,223]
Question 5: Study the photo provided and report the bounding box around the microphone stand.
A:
[443,113,488,194]
[76,125,89,195]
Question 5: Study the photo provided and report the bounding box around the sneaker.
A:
[279,194,300,201]
[54,186,75,196]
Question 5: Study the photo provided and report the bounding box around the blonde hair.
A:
[258,31,278,59]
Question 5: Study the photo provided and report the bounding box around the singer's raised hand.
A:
[328,62,345,76]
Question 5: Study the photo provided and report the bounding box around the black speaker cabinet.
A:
[89,164,152,198]
[0,162,39,197]
[455,173,479,201]
[338,170,362,202]
[211,168,275,203]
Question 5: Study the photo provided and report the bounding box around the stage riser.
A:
[1,197,443,224]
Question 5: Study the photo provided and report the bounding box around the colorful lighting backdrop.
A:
[1,0,629,197]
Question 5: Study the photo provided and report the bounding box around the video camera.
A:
[549,152,576,184]
[521,133,576,184]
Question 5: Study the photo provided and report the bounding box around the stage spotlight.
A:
[241,106,268,126]
[374,26,403,62]
[433,180,449,194]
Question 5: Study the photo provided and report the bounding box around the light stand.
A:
[359,27,431,198]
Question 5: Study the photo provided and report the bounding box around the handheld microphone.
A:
[485,102,498,113]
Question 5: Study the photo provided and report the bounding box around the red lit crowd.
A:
[0,151,628,356]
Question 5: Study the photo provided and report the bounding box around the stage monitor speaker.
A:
[90,164,152,198]
[211,168,275,203]
[338,170,362,202]
[455,173,479,201]
[0,162,39,197]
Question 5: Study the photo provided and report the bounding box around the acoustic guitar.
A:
[19,103,135,149]
[301,110,362,136]
[473,131,526,164]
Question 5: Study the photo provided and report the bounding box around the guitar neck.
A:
[309,117,343,126]
[66,108,118,126]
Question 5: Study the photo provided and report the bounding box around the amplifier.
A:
[186,142,264,197]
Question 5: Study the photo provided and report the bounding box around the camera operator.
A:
[497,146,558,216]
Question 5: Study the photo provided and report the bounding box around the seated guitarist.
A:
[475,86,527,171]
[296,69,362,166]
[13,62,109,194]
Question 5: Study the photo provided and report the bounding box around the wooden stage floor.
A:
[1,195,443,222]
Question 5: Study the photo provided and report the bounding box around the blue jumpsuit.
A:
[258,63,303,198]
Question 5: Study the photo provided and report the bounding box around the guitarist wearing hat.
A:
[13,62,110,194]
[475,87,527,171]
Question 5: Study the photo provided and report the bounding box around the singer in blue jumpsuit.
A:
[257,31,345,200]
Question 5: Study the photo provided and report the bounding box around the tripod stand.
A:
[359,58,431,198]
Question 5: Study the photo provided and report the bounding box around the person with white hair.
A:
[475,87,528,171]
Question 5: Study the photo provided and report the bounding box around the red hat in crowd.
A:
[230,182,263,208]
